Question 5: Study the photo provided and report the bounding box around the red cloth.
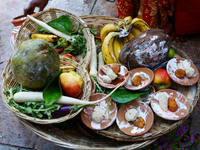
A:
[174,0,200,35]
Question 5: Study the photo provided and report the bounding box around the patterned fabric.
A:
[142,117,200,150]
[117,0,175,34]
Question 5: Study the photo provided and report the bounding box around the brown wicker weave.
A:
[14,8,92,68]
[19,118,157,150]
[79,15,200,142]
[1,56,91,124]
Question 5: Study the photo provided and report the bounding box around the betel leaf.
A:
[107,88,152,104]
[43,70,62,105]
[36,15,73,35]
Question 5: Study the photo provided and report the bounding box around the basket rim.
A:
[19,118,157,150]
[13,7,92,69]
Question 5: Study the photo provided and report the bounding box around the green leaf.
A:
[43,70,62,105]
[36,15,73,35]
[107,88,152,104]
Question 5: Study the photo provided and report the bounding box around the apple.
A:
[152,68,172,90]
[59,71,84,97]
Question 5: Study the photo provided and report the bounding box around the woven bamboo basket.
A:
[1,56,92,124]
[80,15,200,142]
[13,8,92,68]
[2,15,199,149]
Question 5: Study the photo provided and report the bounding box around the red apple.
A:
[59,71,84,97]
[152,68,172,90]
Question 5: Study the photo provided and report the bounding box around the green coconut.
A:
[11,39,60,89]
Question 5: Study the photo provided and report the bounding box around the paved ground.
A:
[0,0,199,149]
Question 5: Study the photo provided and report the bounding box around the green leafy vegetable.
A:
[6,86,61,119]
[43,70,62,106]
[69,35,87,58]
[107,88,152,103]
[91,75,105,93]
[36,15,72,35]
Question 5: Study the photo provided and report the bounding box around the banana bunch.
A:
[100,16,150,64]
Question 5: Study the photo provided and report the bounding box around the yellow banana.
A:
[118,20,129,31]
[124,16,132,25]
[130,18,150,32]
[102,32,119,64]
[118,21,126,28]
[131,27,141,36]
[113,37,122,63]
[127,32,135,40]
[60,65,75,72]
[100,24,119,42]
[31,34,58,42]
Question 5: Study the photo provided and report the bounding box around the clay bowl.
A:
[116,101,154,136]
[125,68,154,91]
[80,93,117,130]
[150,89,190,121]
[97,63,129,89]
[166,58,199,86]
[11,13,36,26]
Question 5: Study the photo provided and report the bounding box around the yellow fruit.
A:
[60,65,76,72]
[131,27,141,36]
[102,32,119,64]
[118,21,125,28]
[127,32,135,40]
[131,18,150,32]
[31,34,58,42]
[124,16,132,25]
[100,24,119,42]
[113,37,122,63]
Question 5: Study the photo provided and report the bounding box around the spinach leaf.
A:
[36,15,73,35]
[43,70,62,105]
[107,88,152,103]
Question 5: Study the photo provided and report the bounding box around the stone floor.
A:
[0,0,199,149]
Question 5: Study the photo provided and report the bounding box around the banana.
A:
[124,16,132,25]
[113,37,122,63]
[100,24,119,42]
[60,65,75,72]
[31,34,58,42]
[102,32,119,64]
[117,21,126,28]
[131,27,141,36]
[130,18,150,32]
[127,32,135,40]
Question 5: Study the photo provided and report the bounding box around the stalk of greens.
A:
[6,85,61,119]
[91,75,106,93]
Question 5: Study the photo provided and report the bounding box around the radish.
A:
[13,79,125,105]
[89,34,97,76]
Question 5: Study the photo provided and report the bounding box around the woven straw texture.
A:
[1,56,92,124]
[14,8,92,68]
